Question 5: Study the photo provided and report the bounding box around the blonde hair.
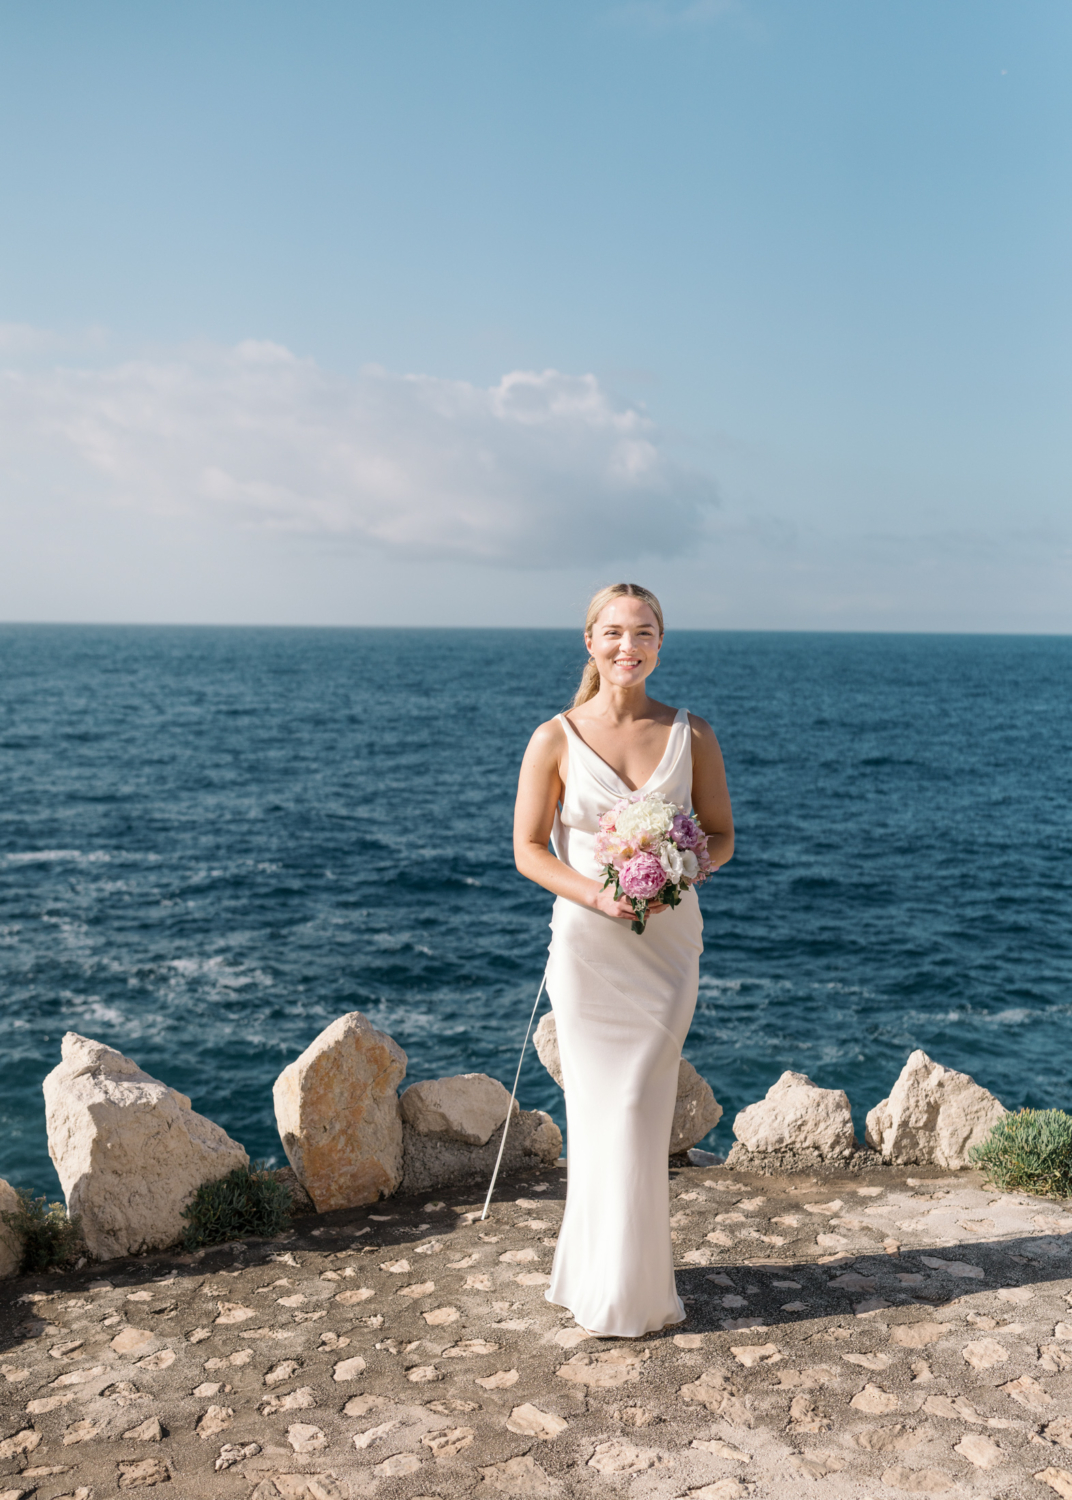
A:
[572,582,665,707]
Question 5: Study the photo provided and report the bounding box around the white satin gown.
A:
[544,706,703,1337]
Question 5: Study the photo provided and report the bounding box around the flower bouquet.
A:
[594,790,714,934]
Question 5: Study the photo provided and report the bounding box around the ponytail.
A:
[572,658,602,707]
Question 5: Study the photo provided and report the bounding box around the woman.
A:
[514,582,733,1337]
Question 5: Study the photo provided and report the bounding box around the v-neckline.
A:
[560,707,684,794]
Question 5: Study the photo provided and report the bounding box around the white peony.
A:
[680,849,699,881]
[614,794,676,844]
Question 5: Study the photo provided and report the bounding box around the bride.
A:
[513,582,734,1337]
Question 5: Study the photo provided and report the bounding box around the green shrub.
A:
[969,1107,1072,1201]
[1,1191,84,1273]
[181,1162,293,1250]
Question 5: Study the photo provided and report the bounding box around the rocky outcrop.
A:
[400,1074,515,1146]
[534,1013,720,1155]
[43,1033,248,1261]
[733,1071,856,1160]
[0,1176,22,1277]
[670,1059,723,1155]
[865,1049,1006,1169]
[400,1110,562,1197]
[273,1011,407,1212]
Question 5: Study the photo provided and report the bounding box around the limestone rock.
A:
[479,1454,553,1493]
[400,1110,562,1197]
[535,1013,721,1154]
[43,1033,248,1261]
[534,1013,563,1086]
[273,1011,407,1211]
[733,1072,855,1160]
[670,1059,723,1154]
[865,1050,1006,1169]
[0,1176,23,1278]
[400,1073,516,1146]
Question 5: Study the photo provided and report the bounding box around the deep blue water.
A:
[2,625,1071,1199]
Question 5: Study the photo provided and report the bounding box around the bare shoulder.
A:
[687,712,725,758]
[522,715,567,763]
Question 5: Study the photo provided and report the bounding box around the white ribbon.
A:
[480,967,550,1221]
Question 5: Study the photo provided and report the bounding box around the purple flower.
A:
[671,813,703,850]
[619,851,668,900]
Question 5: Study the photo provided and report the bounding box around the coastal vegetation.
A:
[1,1189,84,1273]
[970,1107,1072,1201]
[180,1161,293,1250]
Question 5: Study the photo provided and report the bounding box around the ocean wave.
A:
[66,999,127,1027]
[163,956,274,991]
[3,849,104,864]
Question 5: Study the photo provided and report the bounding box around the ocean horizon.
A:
[2,623,1070,1198]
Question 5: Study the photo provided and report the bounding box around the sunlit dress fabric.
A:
[544,706,702,1336]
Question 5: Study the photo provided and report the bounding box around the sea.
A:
[2,625,1071,1200]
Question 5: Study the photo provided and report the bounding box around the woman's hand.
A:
[590,883,668,921]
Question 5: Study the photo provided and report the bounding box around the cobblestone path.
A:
[2,1162,1071,1498]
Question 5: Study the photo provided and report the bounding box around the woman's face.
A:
[586,597,663,691]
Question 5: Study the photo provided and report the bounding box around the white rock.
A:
[43,1033,248,1261]
[535,1013,720,1154]
[273,1011,407,1211]
[0,1177,22,1278]
[286,1422,327,1454]
[865,1050,1006,1169]
[479,1454,553,1494]
[400,1073,516,1146]
[732,1071,855,1159]
[588,1439,665,1474]
[670,1059,723,1154]
[534,1013,563,1086]
[505,1403,568,1440]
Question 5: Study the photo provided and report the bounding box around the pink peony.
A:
[619,851,668,900]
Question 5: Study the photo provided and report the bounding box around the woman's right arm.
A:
[513,720,639,921]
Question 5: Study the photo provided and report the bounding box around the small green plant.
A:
[969,1107,1072,1201]
[1,1191,84,1273]
[181,1162,293,1250]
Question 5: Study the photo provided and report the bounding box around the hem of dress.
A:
[543,1289,686,1339]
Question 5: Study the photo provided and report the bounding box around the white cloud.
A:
[0,322,62,357]
[0,337,718,567]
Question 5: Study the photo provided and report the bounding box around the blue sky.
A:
[1,0,1069,628]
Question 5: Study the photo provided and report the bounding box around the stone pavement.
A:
[2,1160,1071,1499]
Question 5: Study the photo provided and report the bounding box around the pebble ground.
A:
[2,1161,1071,1499]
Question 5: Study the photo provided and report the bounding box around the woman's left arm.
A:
[689,714,734,867]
